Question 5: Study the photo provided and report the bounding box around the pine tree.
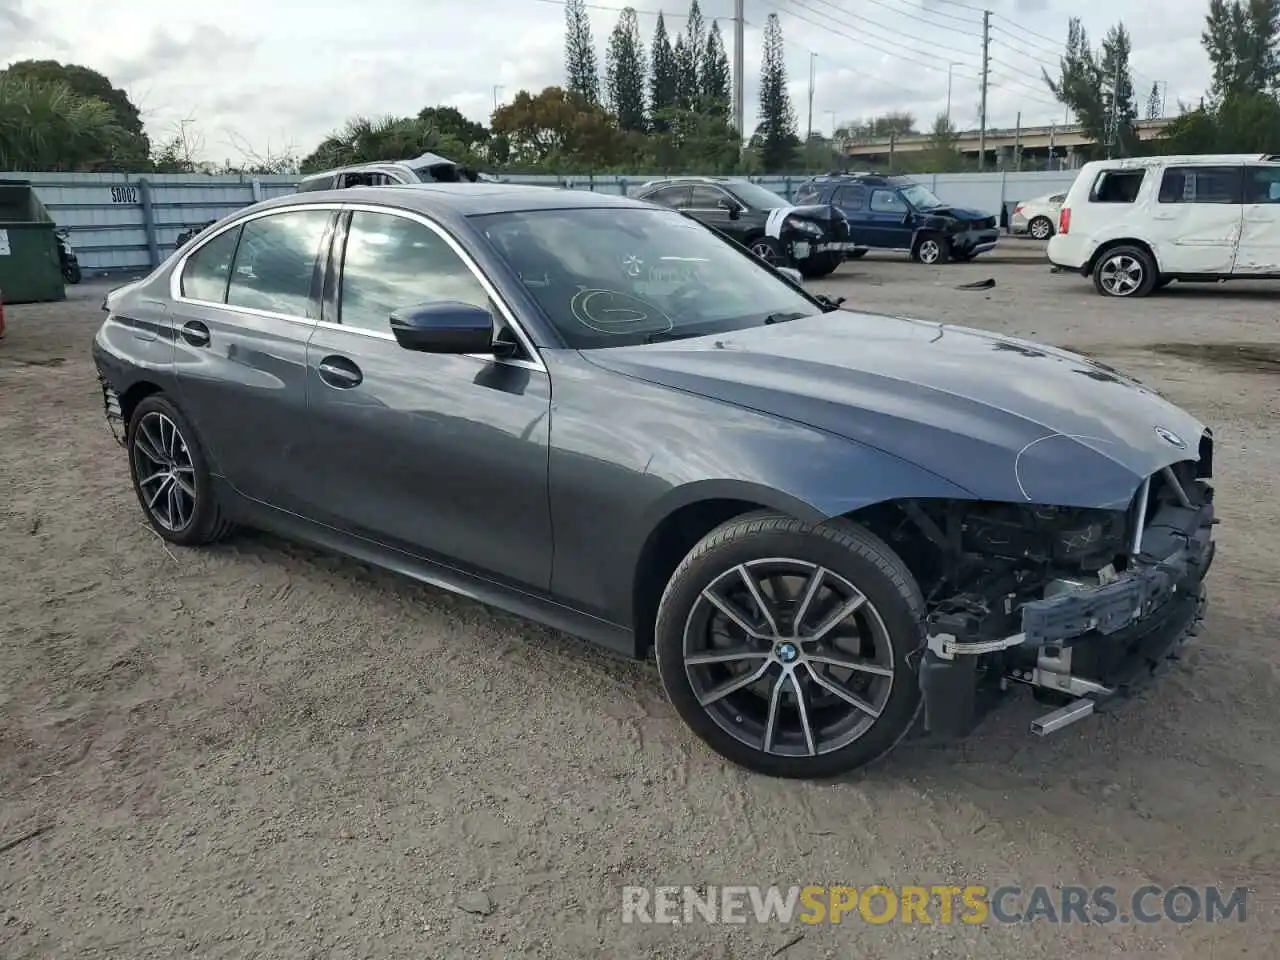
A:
[1146,81,1163,119]
[607,8,648,132]
[757,13,798,172]
[683,0,706,105]
[673,33,696,110]
[1203,0,1280,99]
[701,20,731,115]
[564,0,600,104]
[1099,23,1138,156]
[650,13,678,131]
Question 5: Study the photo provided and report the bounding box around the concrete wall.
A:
[5,169,1082,275]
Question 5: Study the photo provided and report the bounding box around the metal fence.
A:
[5,169,1081,274]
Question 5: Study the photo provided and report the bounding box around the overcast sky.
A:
[1,0,1212,162]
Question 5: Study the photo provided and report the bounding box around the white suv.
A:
[1047,153,1280,297]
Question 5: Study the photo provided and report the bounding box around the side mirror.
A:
[777,266,804,285]
[389,301,495,354]
[718,198,741,220]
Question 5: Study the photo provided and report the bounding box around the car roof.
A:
[249,183,650,217]
[1079,154,1280,171]
[800,172,909,187]
[638,176,740,188]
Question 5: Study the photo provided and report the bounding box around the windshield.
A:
[723,180,791,209]
[474,207,822,349]
[899,182,944,209]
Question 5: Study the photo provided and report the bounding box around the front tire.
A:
[748,235,786,266]
[1092,245,1157,297]
[798,253,840,279]
[911,234,949,265]
[653,512,925,779]
[127,394,234,546]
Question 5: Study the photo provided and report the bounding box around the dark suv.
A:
[635,176,865,278]
[795,173,999,264]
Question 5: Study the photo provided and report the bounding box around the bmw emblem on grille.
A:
[1154,426,1186,449]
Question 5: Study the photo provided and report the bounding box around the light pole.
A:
[492,85,504,112]
[827,110,837,136]
[806,53,816,141]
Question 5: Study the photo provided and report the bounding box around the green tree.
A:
[648,105,741,172]
[564,0,601,104]
[300,115,478,173]
[701,20,731,116]
[922,112,967,171]
[0,60,149,168]
[417,106,489,150]
[0,75,131,171]
[606,8,647,132]
[757,13,798,172]
[1044,18,1106,146]
[489,86,623,171]
[835,112,917,142]
[650,13,678,131]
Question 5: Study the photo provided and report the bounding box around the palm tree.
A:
[0,75,129,171]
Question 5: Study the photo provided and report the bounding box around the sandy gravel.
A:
[2,244,1278,959]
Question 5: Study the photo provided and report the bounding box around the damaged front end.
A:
[879,437,1216,739]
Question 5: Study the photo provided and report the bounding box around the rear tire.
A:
[653,511,925,779]
[127,394,234,547]
[1028,216,1054,240]
[1092,245,1157,298]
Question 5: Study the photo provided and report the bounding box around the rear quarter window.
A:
[1088,169,1146,203]
[296,175,336,193]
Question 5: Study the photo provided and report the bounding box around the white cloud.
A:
[0,0,1214,161]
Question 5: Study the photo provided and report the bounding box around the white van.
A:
[1046,153,1280,297]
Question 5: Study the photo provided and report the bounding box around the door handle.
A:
[318,355,362,388]
[180,320,210,347]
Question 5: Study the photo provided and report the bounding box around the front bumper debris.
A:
[918,487,1216,739]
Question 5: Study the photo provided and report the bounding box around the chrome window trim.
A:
[168,200,547,373]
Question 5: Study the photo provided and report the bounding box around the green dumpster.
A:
[0,179,65,304]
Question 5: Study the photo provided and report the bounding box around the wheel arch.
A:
[1085,237,1161,276]
[119,379,166,428]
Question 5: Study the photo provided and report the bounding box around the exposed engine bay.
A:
[867,449,1216,739]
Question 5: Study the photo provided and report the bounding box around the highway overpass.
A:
[841,117,1175,167]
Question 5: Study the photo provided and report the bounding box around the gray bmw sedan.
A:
[93,183,1216,778]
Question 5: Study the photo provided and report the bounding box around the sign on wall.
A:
[109,185,139,204]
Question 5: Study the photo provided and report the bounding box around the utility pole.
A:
[806,53,816,141]
[1049,121,1057,170]
[492,85,503,112]
[978,10,990,172]
[945,63,953,128]
[732,0,745,138]
[1013,112,1021,171]
[1108,56,1121,158]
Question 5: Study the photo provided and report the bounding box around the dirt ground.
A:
[2,243,1278,959]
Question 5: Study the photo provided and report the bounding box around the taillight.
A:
[1059,207,1071,235]
[1014,204,1024,215]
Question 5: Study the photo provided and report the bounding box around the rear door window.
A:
[687,184,729,209]
[226,209,333,317]
[642,185,691,208]
[1243,166,1280,203]
[869,189,905,213]
[1157,166,1242,204]
[1089,169,1146,203]
[833,186,867,211]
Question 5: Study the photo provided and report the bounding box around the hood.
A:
[584,313,1206,509]
[785,203,842,221]
[922,205,991,222]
